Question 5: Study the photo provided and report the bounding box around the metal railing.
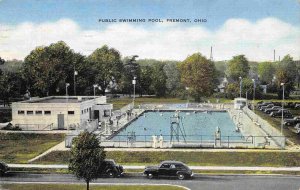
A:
[242,106,285,148]
[14,123,54,131]
[139,103,228,110]
[64,134,283,148]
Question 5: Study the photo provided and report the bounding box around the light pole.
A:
[132,77,137,108]
[239,76,242,98]
[93,84,98,98]
[252,79,256,111]
[186,87,190,108]
[281,83,285,135]
[74,69,78,96]
[65,83,70,96]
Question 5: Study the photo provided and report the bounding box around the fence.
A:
[14,123,54,131]
[140,103,228,110]
[64,134,283,149]
[242,106,285,148]
[65,119,98,147]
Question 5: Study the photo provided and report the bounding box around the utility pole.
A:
[210,46,213,61]
[74,66,78,96]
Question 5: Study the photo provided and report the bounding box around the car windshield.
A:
[105,160,116,165]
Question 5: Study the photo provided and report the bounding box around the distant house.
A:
[217,77,230,93]
[11,96,112,130]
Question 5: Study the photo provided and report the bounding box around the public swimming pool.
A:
[112,111,243,142]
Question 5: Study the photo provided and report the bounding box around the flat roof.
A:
[21,96,95,103]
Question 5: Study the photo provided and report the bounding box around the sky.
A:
[0,0,299,61]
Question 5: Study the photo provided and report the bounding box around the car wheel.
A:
[107,171,116,178]
[177,173,185,180]
[0,170,4,177]
[147,173,154,179]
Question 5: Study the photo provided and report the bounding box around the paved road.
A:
[8,164,300,172]
[1,173,300,190]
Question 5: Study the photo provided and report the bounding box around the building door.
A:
[94,110,99,120]
[89,108,92,120]
[57,114,64,130]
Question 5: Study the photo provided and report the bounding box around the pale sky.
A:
[0,0,299,61]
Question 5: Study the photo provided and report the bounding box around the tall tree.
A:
[0,57,4,75]
[23,41,85,97]
[226,55,250,81]
[180,53,217,101]
[119,56,140,96]
[257,61,275,85]
[275,55,297,98]
[151,62,167,97]
[139,65,153,96]
[0,59,23,73]
[88,45,123,95]
[69,131,106,190]
[0,71,24,106]
[0,57,5,66]
[163,61,181,96]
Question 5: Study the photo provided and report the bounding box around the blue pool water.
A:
[112,111,243,141]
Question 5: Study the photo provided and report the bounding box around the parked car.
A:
[144,161,193,180]
[260,104,274,112]
[295,104,300,109]
[264,106,282,114]
[270,109,293,118]
[0,161,9,176]
[284,116,300,126]
[294,123,300,134]
[98,159,123,178]
[257,102,273,109]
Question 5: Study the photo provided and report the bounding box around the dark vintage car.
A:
[257,102,273,109]
[0,161,9,176]
[284,116,300,126]
[264,106,282,114]
[98,159,123,178]
[270,109,293,118]
[260,104,274,112]
[144,161,193,180]
[294,124,300,134]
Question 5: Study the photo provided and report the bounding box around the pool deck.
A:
[94,104,285,149]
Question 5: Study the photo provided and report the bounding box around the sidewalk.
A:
[28,141,68,163]
[7,164,300,171]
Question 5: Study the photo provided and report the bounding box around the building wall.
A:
[12,102,82,129]
[11,96,109,130]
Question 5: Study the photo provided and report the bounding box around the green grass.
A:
[0,133,64,163]
[1,184,184,190]
[255,108,300,145]
[108,97,189,110]
[194,170,300,175]
[33,150,300,167]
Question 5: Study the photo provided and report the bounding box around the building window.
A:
[44,111,51,115]
[18,110,25,115]
[35,111,42,115]
[104,110,110,117]
[68,111,75,115]
[81,110,84,114]
[27,111,33,115]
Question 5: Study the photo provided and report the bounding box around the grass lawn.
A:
[1,184,184,190]
[109,96,234,110]
[255,108,300,145]
[0,133,64,163]
[108,97,189,110]
[33,150,300,167]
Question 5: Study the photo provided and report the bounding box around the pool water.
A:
[112,111,242,141]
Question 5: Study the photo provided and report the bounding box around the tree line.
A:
[0,41,298,105]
